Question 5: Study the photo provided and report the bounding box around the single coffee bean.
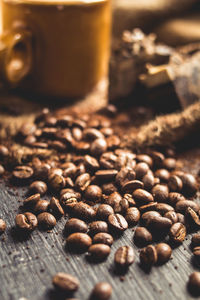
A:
[168,175,183,192]
[123,194,136,207]
[125,207,140,226]
[0,219,6,233]
[0,145,9,160]
[177,213,185,224]
[164,211,178,223]
[93,233,113,246]
[114,246,135,268]
[0,165,5,176]
[34,200,50,214]
[49,168,63,177]
[60,192,78,210]
[73,202,96,221]
[84,155,100,170]
[99,152,117,169]
[185,207,200,229]
[90,138,107,157]
[152,184,169,203]
[169,222,186,243]
[136,154,153,167]
[97,204,114,221]
[135,162,149,179]
[162,157,176,170]
[113,198,129,214]
[72,127,83,141]
[52,272,79,292]
[193,247,200,262]
[168,192,185,206]
[33,163,51,180]
[139,202,157,214]
[15,212,38,231]
[37,212,56,229]
[141,211,161,226]
[175,200,199,214]
[115,167,136,187]
[29,181,47,195]
[140,245,157,267]
[146,216,172,233]
[150,151,165,167]
[66,232,92,252]
[192,233,200,247]
[95,169,118,181]
[48,173,65,191]
[13,165,33,181]
[179,173,198,196]
[142,171,154,190]
[75,173,91,192]
[108,214,128,232]
[122,180,144,194]
[188,272,200,295]
[155,203,174,215]
[62,162,77,178]
[156,243,172,264]
[50,197,64,217]
[104,192,122,207]
[101,183,117,195]
[84,185,102,202]
[65,177,74,188]
[24,193,40,206]
[65,218,88,235]
[154,169,170,183]
[132,189,154,206]
[88,244,111,260]
[90,282,112,300]
[89,221,108,236]
[134,227,152,247]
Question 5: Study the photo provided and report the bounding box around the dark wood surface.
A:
[0,148,200,300]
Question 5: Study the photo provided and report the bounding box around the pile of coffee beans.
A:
[0,105,200,298]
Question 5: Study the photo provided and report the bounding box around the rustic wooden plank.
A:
[0,148,199,300]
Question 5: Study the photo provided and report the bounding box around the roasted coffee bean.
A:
[72,127,83,141]
[0,219,6,233]
[188,272,200,295]
[90,282,112,300]
[93,233,113,246]
[139,245,157,267]
[115,167,136,187]
[135,162,149,179]
[169,222,186,243]
[162,157,176,170]
[88,244,111,260]
[168,192,185,206]
[122,180,144,194]
[177,213,185,224]
[146,216,172,233]
[0,145,8,160]
[150,151,165,167]
[33,163,51,180]
[105,192,122,207]
[125,207,140,226]
[84,155,99,170]
[156,243,172,264]
[136,154,153,167]
[73,202,96,221]
[142,171,155,190]
[152,184,169,203]
[37,212,56,229]
[84,185,102,202]
[65,177,74,188]
[192,233,200,247]
[134,227,152,247]
[154,177,160,185]
[100,127,113,137]
[185,207,200,229]
[49,168,63,177]
[95,169,118,181]
[132,189,154,206]
[99,152,117,169]
[19,122,36,137]
[108,214,128,232]
[175,200,199,214]
[164,211,178,223]
[24,193,40,206]
[50,140,67,151]
[90,138,107,156]
[139,202,158,213]
[113,198,129,214]
[155,203,174,215]
[52,272,79,292]
[178,173,197,196]
[62,162,77,178]
[89,221,108,236]
[13,165,33,181]
[97,204,114,221]
[101,183,117,195]
[75,163,86,177]
[34,200,50,214]
[66,232,92,252]
[0,164,5,176]
[29,181,47,195]
[193,247,200,261]
[154,169,170,183]
[114,246,135,268]
[48,173,65,191]
[60,192,79,209]
[65,218,88,235]
[50,197,64,217]
[106,135,120,149]
[15,212,38,231]
[83,128,104,140]
[24,135,36,146]
[168,175,183,192]
[141,211,161,225]
[75,173,91,192]
[123,194,136,207]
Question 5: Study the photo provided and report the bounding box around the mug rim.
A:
[3,0,107,5]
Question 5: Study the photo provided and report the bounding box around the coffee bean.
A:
[193,247,200,263]
[93,233,113,246]
[155,243,172,264]
[84,155,100,170]
[155,203,174,215]
[192,233,200,247]
[100,127,113,137]
[115,167,136,187]
[0,219,6,233]
[83,128,104,140]
[0,145,8,160]
[123,194,136,207]
[139,245,157,267]
[88,244,111,260]
[114,246,135,268]
[73,202,96,221]
[168,192,185,206]
[62,162,77,178]
[84,185,102,202]
[48,173,65,191]
[163,157,176,170]
[19,122,36,137]
[139,202,158,213]
[169,222,186,243]
[104,192,122,208]
[132,189,154,206]
[33,163,51,180]
[142,171,155,190]
[101,183,117,195]
[122,180,144,194]
[65,218,88,235]
[13,165,33,181]
[24,193,40,206]
[135,162,149,179]
[154,169,170,183]
[136,154,153,167]
[147,215,172,233]
[108,214,128,232]
[29,181,47,195]
[134,227,152,247]
[106,135,120,149]
[15,212,38,231]
[34,200,50,214]
[75,173,91,192]
[0,165,5,176]
[150,151,165,167]
[49,168,63,177]
[185,207,200,229]
[95,169,118,181]
[164,211,178,223]
[141,211,161,225]
[65,177,74,188]
[97,204,114,221]
[113,198,129,214]
[152,184,169,203]
[72,127,83,141]
[90,282,112,300]
[125,207,140,226]
[175,200,199,214]
[89,221,108,236]
[99,152,117,169]
[90,138,107,156]
[178,173,197,196]
[50,197,64,217]
[168,175,183,192]
[37,212,56,229]
[60,192,78,210]
[66,232,92,252]
[177,213,185,224]
[52,272,79,292]
[188,272,200,295]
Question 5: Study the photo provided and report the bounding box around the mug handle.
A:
[0,29,32,86]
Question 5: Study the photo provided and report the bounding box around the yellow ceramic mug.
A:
[0,0,111,98]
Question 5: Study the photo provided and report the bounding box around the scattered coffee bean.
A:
[13,166,33,181]
[15,212,38,231]
[90,282,112,300]
[169,222,186,243]
[164,211,178,223]
[0,219,6,233]
[108,214,128,232]
[140,245,157,267]
[24,193,40,206]
[132,189,154,206]
[66,232,92,252]
[65,218,88,235]
[136,154,153,167]
[75,173,91,191]
[95,169,118,181]
[154,169,170,183]
[88,244,111,260]
[50,197,64,217]
[152,184,169,203]
[156,243,172,264]
[175,200,199,214]
[192,233,200,247]
[34,200,50,214]
[142,171,154,191]
[90,138,107,157]
[168,175,183,192]
[37,212,56,229]
[122,180,144,194]
[89,221,108,236]
[134,227,152,247]
[193,247,200,263]
[48,173,65,191]
[52,272,79,292]
[73,202,96,221]
[179,173,198,196]
[185,207,200,229]
[29,181,47,195]
[97,204,114,221]
[188,272,200,295]
[135,162,149,179]
[101,183,117,195]
[114,246,135,268]
[93,232,113,246]
[155,203,174,215]
[125,207,140,226]
[84,185,102,202]
[168,192,185,206]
